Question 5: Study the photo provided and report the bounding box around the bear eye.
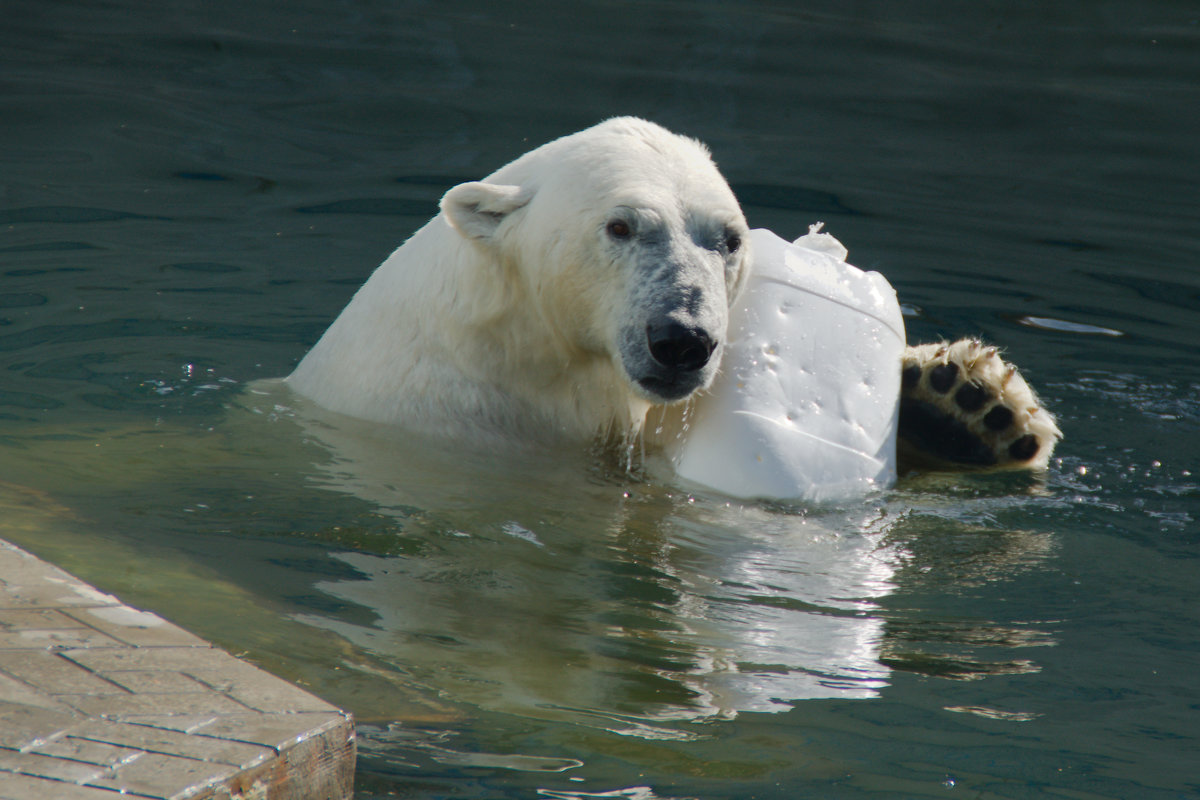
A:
[724,232,742,254]
[606,219,632,240]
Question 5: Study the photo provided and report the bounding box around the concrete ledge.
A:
[0,538,355,800]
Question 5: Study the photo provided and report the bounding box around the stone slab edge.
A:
[0,537,355,800]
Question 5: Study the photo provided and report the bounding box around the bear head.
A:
[440,117,751,410]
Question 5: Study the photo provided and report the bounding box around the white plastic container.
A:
[671,227,905,502]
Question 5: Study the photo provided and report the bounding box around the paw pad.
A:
[1008,434,1040,462]
[982,405,1014,431]
[929,363,958,393]
[953,381,989,412]
[898,339,1061,471]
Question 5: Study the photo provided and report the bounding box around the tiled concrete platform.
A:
[0,538,355,799]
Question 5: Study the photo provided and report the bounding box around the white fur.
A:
[287,118,751,444]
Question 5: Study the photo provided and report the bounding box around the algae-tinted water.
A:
[2,2,1198,798]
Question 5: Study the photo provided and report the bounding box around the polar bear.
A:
[287,117,1059,480]
[288,117,750,444]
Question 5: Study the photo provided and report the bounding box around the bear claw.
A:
[898,339,1061,472]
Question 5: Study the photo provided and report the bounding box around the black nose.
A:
[646,322,716,372]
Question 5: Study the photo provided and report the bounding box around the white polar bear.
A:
[287,118,1060,494]
[288,117,751,445]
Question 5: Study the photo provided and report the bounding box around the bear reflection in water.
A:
[246,387,1056,727]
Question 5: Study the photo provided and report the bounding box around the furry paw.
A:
[898,339,1061,471]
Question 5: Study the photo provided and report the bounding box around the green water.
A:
[2,1,1198,798]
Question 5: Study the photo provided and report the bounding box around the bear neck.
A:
[442,243,645,442]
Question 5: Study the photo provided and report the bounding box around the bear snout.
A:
[646,321,716,372]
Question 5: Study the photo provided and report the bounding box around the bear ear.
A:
[441,181,533,242]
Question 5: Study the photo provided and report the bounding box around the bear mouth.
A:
[634,372,708,403]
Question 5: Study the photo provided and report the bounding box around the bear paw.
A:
[898,339,1061,472]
